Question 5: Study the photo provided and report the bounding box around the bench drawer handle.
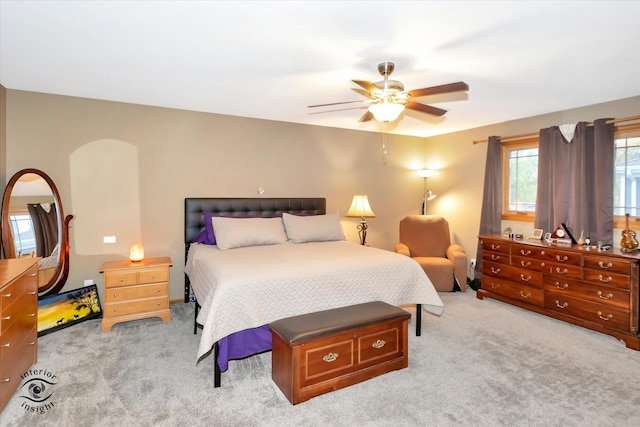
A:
[323,352,338,363]
[372,339,386,349]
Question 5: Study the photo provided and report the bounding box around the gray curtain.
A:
[534,119,614,245]
[475,136,502,275]
[28,203,58,257]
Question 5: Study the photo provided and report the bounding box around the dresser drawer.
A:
[544,262,583,280]
[484,261,543,287]
[104,282,169,303]
[1,265,38,310]
[538,248,582,265]
[543,276,630,310]
[512,255,549,272]
[511,243,548,259]
[104,297,169,318]
[544,293,630,331]
[584,255,633,276]
[480,238,510,255]
[482,250,509,265]
[583,270,630,290]
[481,275,543,306]
[1,290,38,333]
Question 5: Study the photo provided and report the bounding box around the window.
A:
[502,138,538,221]
[501,123,640,225]
[8,212,36,256]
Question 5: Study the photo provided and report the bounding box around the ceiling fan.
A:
[308,62,469,123]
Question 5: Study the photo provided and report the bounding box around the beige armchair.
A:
[394,215,467,292]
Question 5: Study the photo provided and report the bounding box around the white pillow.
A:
[211,217,288,250]
[282,212,347,243]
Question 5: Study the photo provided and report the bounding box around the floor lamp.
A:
[417,169,437,215]
[346,195,376,246]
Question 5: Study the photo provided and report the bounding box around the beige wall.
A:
[4,90,428,300]
[422,95,640,266]
[3,89,638,301]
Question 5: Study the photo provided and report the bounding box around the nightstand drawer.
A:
[105,297,169,318]
[139,268,168,284]
[104,282,169,303]
[104,271,138,288]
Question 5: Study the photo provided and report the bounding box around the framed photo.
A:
[531,228,544,240]
[37,284,102,336]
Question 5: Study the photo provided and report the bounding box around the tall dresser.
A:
[0,258,39,412]
[478,235,640,350]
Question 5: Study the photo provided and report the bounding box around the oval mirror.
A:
[1,169,73,297]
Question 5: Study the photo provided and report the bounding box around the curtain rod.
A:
[472,115,640,145]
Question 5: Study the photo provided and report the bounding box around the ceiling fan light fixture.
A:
[368,100,405,122]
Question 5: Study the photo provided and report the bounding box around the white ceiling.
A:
[1,1,639,138]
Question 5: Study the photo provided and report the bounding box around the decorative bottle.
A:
[577,230,585,246]
[585,234,591,246]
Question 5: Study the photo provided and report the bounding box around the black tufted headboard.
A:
[183,197,326,302]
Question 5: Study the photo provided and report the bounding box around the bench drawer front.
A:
[302,338,355,385]
[358,326,401,365]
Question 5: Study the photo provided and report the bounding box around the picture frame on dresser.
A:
[37,284,103,336]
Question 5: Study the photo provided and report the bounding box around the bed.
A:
[184,197,444,387]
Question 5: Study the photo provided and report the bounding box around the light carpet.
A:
[2,290,640,426]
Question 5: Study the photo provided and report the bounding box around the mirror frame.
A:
[1,168,73,297]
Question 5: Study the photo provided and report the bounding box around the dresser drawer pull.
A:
[555,267,569,275]
[555,300,568,309]
[598,261,613,269]
[29,273,37,277]
[491,254,501,261]
[597,311,613,321]
[27,313,36,317]
[490,244,501,250]
[119,277,124,282]
[1,315,10,321]
[519,274,532,282]
[520,249,531,256]
[372,339,386,349]
[519,291,531,299]
[554,282,569,289]
[490,282,500,289]
[1,378,10,383]
[597,275,613,283]
[597,291,614,300]
[323,352,338,363]
[520,260,531,267]
[3,293,11,298]
[555,255,568,262]
[2,343,10,348]
[29,291,37,295]
[490,267,501,274]
[27,341,36,346]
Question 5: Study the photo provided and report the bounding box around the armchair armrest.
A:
[394,242,411,257]
[447,244,468,291]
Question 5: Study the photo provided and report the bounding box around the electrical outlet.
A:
[470,259,477,270]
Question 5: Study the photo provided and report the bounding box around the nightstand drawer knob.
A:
[113,293,118,298]
[156,302,161,306]
[156,288,161,293]
[113,308,118,312]
[152,275,156,279]
[119,277,124,282]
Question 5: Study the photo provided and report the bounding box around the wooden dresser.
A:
[99,257,172,332]
[1,258,39,412]
[478,235,640,350]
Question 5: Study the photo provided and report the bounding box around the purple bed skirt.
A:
[217,325,272,371]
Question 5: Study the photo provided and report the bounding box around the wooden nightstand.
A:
[99,257,172,332]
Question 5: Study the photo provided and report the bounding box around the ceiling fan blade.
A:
[352,79,380,93]
[358,110,373,122]
[307,99,368,108]
[408,81,469,98]
[406,101,447,117]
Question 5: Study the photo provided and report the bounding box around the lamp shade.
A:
[417,169,434,178]
[368,101,405,122]
[346,195,376,218]
[129,242,145,262]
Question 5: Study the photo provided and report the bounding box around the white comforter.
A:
[185,241,444,360]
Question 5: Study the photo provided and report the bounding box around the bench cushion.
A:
[269,301,410,344]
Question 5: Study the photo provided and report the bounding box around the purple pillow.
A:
[192,212,283,245]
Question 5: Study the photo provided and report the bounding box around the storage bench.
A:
[268,301,410,404]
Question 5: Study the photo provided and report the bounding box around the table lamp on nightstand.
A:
[346,195,376,246]
[129,242,145,262]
